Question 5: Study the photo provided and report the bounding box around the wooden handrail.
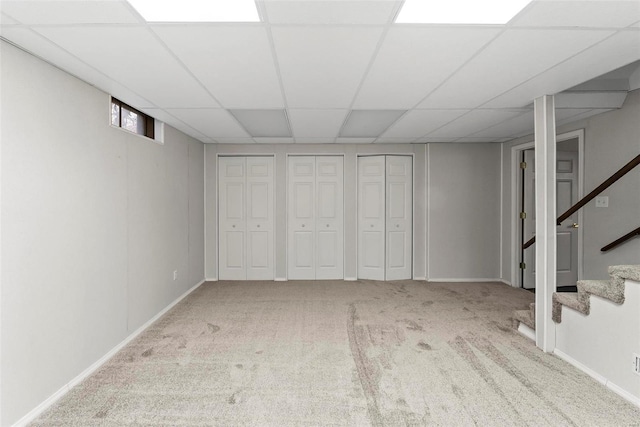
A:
[523,153,640,250]
[601,226,640,252]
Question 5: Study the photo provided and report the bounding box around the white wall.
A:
[205,142,502,282]
[501,90,640,284]
[0,42,205,425]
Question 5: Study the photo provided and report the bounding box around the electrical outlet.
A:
[595,196,608,208]
[634,353,640,375]
[173,270,178,281]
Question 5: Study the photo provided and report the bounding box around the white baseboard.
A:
[413,276,426,281]
[499,279,513,286]
[553,348,640,408]
[427,278,505,283]
[205,277,218,282]
[553,348,607,385]
[517,323,536,341]
[344,277,357,281]
[12,279,205,427]
[274,277,287,282]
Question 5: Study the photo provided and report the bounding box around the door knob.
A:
[232,225,236,228]
[571,223,579,228]
[396,224,399,228]
[302,224,305,228]
[326,224,329,228]
[370,224,374,228]
[257,224,260,228]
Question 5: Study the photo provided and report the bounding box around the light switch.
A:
[595,196,609,208]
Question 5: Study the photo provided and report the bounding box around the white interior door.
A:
[358,156,386,281]
[316,156,344,280]
[556,150,579,287]
[219,157,246,280]
[522,148,579,289]
[246,157,274,280]
[288,156,344,280]
[288,156,316,279]
[219,156,274,280]
[385,156,412,281]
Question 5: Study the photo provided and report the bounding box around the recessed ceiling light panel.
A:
[339,110,406,138]
[127,0,260,22]
[229,109,292,137]
[396,0,532,24]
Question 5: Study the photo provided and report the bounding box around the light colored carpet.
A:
[32,280,640,426]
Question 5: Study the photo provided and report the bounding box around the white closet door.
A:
[315,156,344,280]
[288,156,316,279]
[357,156,386,281]
[385,156,412,280]
[246,157,274,280]
[219,157,246,280]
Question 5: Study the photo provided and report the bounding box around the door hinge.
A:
[520,161,527,169]
[519,262,526,270]
[519,212,527,219]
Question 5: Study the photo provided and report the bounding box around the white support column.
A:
[534,95,557,352]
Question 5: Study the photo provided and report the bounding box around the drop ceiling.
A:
[1,0,639,144]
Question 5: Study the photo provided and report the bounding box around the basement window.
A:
[111,97,155,139]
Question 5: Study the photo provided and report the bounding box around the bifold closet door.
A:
[288,156,344,280]
[219,156,274,280]
[357,155,412,281]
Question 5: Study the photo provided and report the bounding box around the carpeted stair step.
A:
[553,264,640,323]
[513,308,535,330]
[552,292,588,323]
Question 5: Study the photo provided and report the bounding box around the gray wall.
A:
[501,90,640,284]
[205,142,502,281]
[0,42,205,425]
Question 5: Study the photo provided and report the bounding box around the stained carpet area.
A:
[32,280,640,426]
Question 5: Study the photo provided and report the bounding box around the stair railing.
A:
[601,226,640,252]
[523,153,640,250]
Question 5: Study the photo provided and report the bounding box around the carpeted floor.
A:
[32,280,640,426]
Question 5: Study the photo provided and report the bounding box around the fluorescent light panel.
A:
[396,0,532,24]
[229,109,292,137]
[127,0,260,22]
[339,110,406,138]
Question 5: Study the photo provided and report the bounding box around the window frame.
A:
[111,97,155,140]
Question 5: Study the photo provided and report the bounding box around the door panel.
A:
[219,157,246,280]
[220,156,274,280]
[315,156,343,279]
[385,156,412,280]
[287,156,344,280]
[522,148,578,289]
[288,157,316,279]
[358,156,386,280]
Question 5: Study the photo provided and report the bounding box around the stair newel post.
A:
[534,95,557,352]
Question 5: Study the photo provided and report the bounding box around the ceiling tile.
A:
[374,137,416,143]
[381,109,469,138]
[1,12,20,25]
[35,26,219,108]
[0,1,139,25]
[254,137,295,144]
[511,1,640,28]
[152,25,284,108]
[166,109,250,138]
[419,29,614,109]
[213,138,256,144]
[288,109,348,137]
[229,109,291,137]
[454,137,502,143]
[263,0,400,25]
[336,137,376,144]
[339,110,406,137]
[1,27,155,109]
[295,137,336,144]
[354,27,501,109]
[272,26,384,108]
[416,137,458,143]
[484,31,640,108]
[556,91,627,109]
[469,111,534,138]
[427,109,524,138]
